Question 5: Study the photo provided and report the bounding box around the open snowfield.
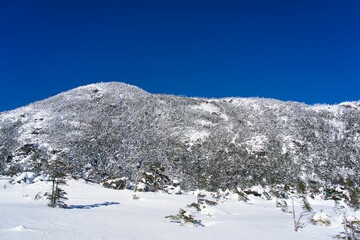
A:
[0,176,357,240]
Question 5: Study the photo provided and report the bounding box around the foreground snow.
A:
[0,177,356,240]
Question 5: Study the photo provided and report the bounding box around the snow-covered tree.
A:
[345,178,360,212]
[136,162,170,192]
[311,210,331,226]
[165,179,182,194]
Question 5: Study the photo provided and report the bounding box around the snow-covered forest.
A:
[0,82,359,239]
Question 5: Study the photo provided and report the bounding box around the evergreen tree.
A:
[345,178,360,212]
[46,160,68,208]
[137,162,170,192]
[187,192,218,212]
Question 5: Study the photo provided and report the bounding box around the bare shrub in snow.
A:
[291,180,313,231]
[132,194,140,200]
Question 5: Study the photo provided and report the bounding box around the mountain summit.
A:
[1,82,359,190]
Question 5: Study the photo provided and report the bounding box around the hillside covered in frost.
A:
[0,82,359,191]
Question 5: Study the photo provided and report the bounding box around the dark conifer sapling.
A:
[46,160,68,208]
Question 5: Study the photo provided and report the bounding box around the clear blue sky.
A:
[1,0,359,111]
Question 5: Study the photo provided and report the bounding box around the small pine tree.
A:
[137,162,170,192]
[235,187,249,202]
[296,180,307,195]
[48,183,68,208]
[347,189,360,212]
[165,208,203,227]
[46,160,68,208]
[345,178,360,212]
[187,192,218,212]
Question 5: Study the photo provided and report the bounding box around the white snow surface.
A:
[184,129,209,146]
[0,177,355,240]
[191,102,220,113]
[245,135,268,153]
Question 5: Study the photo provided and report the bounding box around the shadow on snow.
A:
[67,201,120,209]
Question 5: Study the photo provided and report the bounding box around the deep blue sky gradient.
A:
[1,0,359,111]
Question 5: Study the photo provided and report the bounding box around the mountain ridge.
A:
[1,82,359,191]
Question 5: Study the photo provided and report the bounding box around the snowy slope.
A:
[1,177,356,240]
[0,82,359,191]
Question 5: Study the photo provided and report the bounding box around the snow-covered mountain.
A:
[1,82,359,190]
